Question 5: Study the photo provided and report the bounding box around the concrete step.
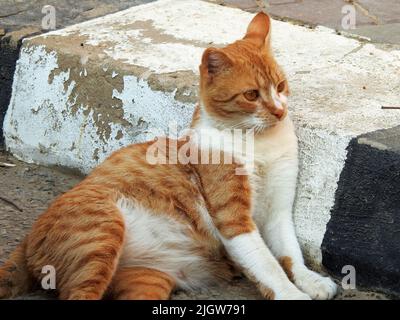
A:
[3,0,400,295]
[322,125,400,296]
[0,1,158,145]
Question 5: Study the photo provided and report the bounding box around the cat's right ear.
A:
[244,12,271,48]
[201,48,232,80]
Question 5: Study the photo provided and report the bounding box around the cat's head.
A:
[199,12,288,132]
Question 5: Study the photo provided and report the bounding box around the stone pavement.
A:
[0,0,156,31]
[213,0,400,44]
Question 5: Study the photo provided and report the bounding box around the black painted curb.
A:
[0,35,21,145]
[322,126,400,296]
[0,27,44,145]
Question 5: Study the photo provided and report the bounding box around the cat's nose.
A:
[272,108,284,120]
[262,101,285,120]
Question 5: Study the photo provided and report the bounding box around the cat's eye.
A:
[277,80,286,93]
[243,90,259,101]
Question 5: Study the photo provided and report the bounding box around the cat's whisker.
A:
[230,119,255,130]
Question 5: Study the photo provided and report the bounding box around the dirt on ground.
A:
[0,148,390,300]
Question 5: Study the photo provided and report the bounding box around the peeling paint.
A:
[113,19,220,48]
[36,35,130,141]
[4,44,195,174]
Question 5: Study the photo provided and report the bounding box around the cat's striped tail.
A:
[0,238,32,299]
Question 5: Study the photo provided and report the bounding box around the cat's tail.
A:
[0,238,32,299]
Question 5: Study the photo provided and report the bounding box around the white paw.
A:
[293,267,337,300]
[276,287,311,300]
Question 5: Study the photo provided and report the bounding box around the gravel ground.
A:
[0,0,156,31]
[0,148,390,300]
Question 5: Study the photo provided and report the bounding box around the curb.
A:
[322,126,400,296]
[0,27,41,145]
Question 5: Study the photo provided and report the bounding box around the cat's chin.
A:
[253,123,279,133]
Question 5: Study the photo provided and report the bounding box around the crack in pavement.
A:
[266,0,303,6]
[341,43,366,59]
[346,0,380,25]
[0,9,28,19]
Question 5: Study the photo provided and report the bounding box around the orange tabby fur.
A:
[0,12,296,300]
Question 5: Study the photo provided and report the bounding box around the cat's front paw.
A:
[293,267,337,300]
[276,287,311,300]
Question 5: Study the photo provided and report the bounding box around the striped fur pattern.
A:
[0,13,336,300]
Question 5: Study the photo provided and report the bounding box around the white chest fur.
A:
[250,117,299,227]
[194,115,298,225]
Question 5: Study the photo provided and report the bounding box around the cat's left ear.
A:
[201,48,233,79]
[244,12,271,49]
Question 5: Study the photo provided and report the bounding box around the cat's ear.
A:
[244,12,271,48]
[201,48,233,77]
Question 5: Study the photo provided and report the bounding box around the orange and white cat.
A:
[0,12,337,300]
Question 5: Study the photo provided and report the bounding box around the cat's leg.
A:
[221,229,310,300]
[58,233,124,299]
[0,239,32,299]
[110,267,175,300]
[260,159,337,300]
[198,165,310,300]
[56,217,125,300]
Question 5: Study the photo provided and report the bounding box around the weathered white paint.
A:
[294,127,351,266]
[4,45,195,174]
[4,0,400,267]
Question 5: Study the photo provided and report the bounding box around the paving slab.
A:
[357,0,400,24]
[349,23,400,44]
[214,0,376,27]
[0,0,155,31]
[267,0,376,28]
[214,0,400,44]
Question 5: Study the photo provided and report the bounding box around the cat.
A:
[0,12,337,300]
